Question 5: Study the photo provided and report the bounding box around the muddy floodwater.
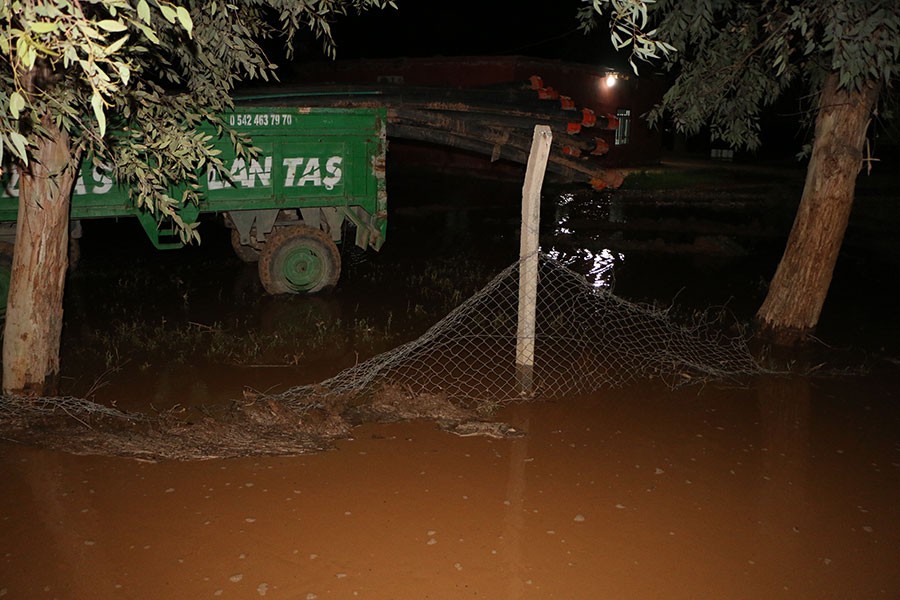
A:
[2,162,899,598]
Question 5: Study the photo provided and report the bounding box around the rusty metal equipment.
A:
[240,77,623,190]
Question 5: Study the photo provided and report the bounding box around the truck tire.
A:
[230,228,261,263]
[258,225,341,295]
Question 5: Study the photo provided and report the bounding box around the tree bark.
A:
[755,72,879,345]
[1,112,77,395]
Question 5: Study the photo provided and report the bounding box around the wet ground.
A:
[1,160,899,598]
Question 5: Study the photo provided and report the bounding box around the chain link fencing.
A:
[267,252,765,414]
[0,252,768,459]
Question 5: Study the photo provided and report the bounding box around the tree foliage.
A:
[579,0,899,150]
[1,0,395,241]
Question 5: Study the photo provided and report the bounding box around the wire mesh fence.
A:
[267,252,765,414]
[0,252,767,459]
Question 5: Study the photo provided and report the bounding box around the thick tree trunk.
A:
[755,73,879,345]
[1,114,76,395]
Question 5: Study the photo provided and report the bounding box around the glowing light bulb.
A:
[605,74,617,88]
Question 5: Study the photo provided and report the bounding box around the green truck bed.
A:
[0,106,388,299]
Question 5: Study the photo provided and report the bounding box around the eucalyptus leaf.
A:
[106,34,129,56]
[117,62,131,85]
[159,5,177,24]
[97,19,128,32]
[91,91,107,137]
[137,0,151,24]
[28,20,57,33]
[175,6,193,37]
[9,90,25,119]
[9,131,28,164]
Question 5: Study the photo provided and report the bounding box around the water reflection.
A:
[545,188,626,288]
[542,246,624,289]
[502,406,531,598]
[755,376,811,542]
[552,189,618,224]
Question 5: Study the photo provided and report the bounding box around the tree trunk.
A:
[755,72,879,345]
[1,113,77,395]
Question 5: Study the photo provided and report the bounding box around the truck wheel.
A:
[230,228,261,263]
[258,225,341,295]
[0,242,13,319]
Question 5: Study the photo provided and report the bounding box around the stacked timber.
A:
[240,77,623,190]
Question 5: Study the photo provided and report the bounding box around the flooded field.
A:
[1,161,899,598]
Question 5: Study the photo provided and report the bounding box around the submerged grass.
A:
[77,313,401,370]
[63,252,496,375]
[620,161,805,193]
[620,168,732,191]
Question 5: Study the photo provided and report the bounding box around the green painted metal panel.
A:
[0,106,388,250]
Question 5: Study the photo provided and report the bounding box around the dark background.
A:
[277,2,900,166]
[317,1,617,64]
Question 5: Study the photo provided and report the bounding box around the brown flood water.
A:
[2,372,898,599]
[3,164,900,598]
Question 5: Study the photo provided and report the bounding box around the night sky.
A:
[322,0,619,66]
